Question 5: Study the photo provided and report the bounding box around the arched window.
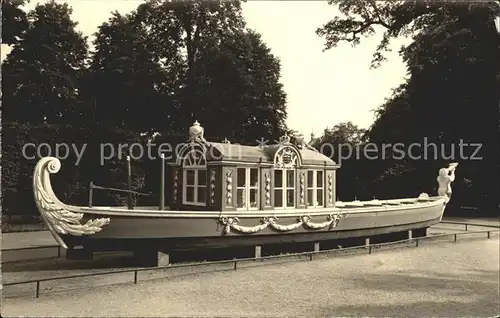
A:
[273,146,300,208]
[182,148,207,206]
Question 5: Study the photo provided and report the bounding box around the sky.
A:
[1,0,412,138]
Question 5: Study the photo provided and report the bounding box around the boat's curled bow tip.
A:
[35,156,62,174]
[46,157,61,174]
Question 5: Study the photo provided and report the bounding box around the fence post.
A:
[88,181,93,208]
[309,253,313,261]
[415,238,419,247]
[454,234,457,242]
[126,156,133,210]
[368,245,372,255]
[35,281,40,298]
[134,271,138,284]
[487,231,491,239]
[465,223,468,231]
[233,260,237,271]
[160,153,165,210]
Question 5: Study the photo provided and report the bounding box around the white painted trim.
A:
[273,145,302,168]
[77,197,445,218]
[301,164,341,169]
[207,161,274,167]
[182,168,207,206]
[170,161,339,169]
[274,169,296,209]
[307,169,324,208]
[175,142,209,166]
[235,167,260,210]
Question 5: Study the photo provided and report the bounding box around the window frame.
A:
[182,148,207,206]
[236,167,260,210]
[307,170,324,208]
[274,168,296,209]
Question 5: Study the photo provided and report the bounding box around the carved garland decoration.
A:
[264,173,271,206]
[33,157,110,248]
[226,170,233,206]
[173,170,179,204]
[299,172,305,205]
[218,213,347,235]
[210,170,216,205]
[328,174,333,204]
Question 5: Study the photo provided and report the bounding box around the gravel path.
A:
[1,231,55,250]
[2,237,499,317]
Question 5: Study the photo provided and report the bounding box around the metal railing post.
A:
[88,181,94,208]
[134,271,138,284]
[35,281,40,298]
[127,156,133,210]
[160,153,165,210]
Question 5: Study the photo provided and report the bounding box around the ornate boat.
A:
[33,121,457,266]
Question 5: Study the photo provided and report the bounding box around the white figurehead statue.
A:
[437,162,458,203]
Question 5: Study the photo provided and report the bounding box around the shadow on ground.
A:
[2,253,136,272]
[315,270,499,317]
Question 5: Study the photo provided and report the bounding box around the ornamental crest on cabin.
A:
[274,140,300,169]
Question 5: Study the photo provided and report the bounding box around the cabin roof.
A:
[170,121,339,167]
[210,142,267,162]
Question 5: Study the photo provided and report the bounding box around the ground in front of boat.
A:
[2,237,498,317]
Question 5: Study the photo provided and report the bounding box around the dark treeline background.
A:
[1,0,498,220]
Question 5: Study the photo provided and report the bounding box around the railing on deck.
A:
[2,222,499,299]
[88,181,151,209]
[88,155,152,209]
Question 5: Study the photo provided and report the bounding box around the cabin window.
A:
[307,170,324,207]
[182,148,207,206]
[274,169,295,208]
[236,167,259,210]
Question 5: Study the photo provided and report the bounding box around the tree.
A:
[88,10,175,134]
[187,29,288,143]
[1,122,150,217]
[313,122,370,200]
[317,121,367,145]
[91,0,287,142]
[135,0,247,127]
[316,0,500,68]
[1,0,29,45]
[2,0,89,125]
[317,1,500,215]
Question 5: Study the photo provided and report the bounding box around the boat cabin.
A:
[166,121,340,211]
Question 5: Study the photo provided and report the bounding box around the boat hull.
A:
[32,156,451,252]
[60,202,444,251]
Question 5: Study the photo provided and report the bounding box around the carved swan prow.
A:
[33,157,110,249]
